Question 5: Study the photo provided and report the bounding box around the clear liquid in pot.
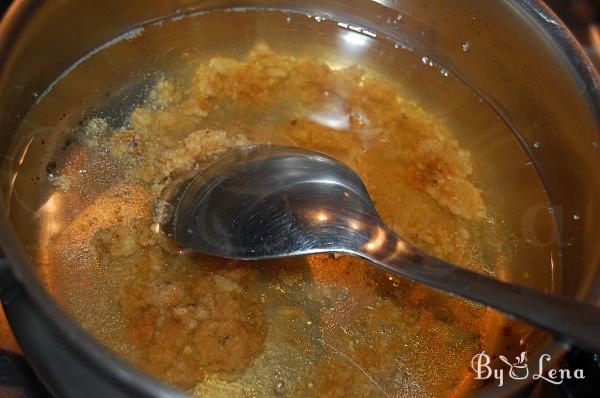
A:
[5,8,561,397]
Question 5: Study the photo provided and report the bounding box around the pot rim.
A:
[0,0,598,397]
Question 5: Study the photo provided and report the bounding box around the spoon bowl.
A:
[165,146,386,259]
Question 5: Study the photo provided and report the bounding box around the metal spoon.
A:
[162,145,600,352]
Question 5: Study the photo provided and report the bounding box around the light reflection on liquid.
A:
[341,31,370,47]
[37,192,62,236]
[308,103,351,130]
[6,136,35,216]
[17,137,34,166]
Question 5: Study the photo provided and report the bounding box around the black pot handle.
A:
[0,250,21,305]
[0,250,51,397]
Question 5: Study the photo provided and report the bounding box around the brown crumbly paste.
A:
[39,44,508,396]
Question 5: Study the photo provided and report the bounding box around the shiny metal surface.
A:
[168,145,600,352]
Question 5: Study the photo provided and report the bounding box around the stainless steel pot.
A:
[0,1,598,397]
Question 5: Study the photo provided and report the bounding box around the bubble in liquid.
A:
[314,15,322,22]
[440,68,450,77]
[573,214,581,221]
[462,42,471,52]
[533,141,542,149]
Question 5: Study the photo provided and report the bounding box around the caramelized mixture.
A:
[39,43,511,396]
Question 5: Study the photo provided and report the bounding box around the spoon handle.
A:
[360,229,600,353]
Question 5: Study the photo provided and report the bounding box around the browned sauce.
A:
[38,43,516,397]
